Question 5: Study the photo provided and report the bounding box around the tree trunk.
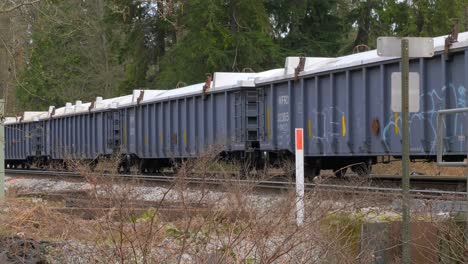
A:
[230,0,238,34]
[465,5,468,31]
[0,13,10,111]
[352,0,372,49]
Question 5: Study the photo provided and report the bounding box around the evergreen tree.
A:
[156,0,281,89]
[17,0,126,110]
[15,0,468,111]
[266,0,350,57]
[343,0,467,52]
[405,0,467,36]
[106,0,182,93]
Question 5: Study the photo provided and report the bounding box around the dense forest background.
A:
[1,0,467,113]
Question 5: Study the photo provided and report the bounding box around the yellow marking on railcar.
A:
[266,106,271,140]
[308,119,312,139]
[144,135,148,145]
[160,132,163,144]
[183,129,187,145]
[341,115,346,137]
[394,112,399,135]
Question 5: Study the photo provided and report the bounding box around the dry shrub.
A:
[1,150,467,263]
[0,198,86,241]
[373,159,467,176]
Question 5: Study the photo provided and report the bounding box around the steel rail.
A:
[5,169,467,200]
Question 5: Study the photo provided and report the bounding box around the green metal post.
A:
[401,39,411,264]
[0,99,4,199]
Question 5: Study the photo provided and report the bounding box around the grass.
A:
[373,159,467,176]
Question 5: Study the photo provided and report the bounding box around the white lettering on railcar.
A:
[278,112,289,122]
[279,96,289,105]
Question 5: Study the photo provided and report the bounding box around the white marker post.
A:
[295,128,304,226]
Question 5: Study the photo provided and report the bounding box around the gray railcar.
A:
[116,88,262,170]
[252,48,467,174]
[47,112,110,160]
[4,32,468,176]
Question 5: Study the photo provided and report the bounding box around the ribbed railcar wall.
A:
[5,123,29,160]
[49,111,108,160]
[5,121,48,161]
[121,91,240,159]
[261,48,468,157]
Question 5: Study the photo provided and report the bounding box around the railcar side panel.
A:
[261,49,468,157]
[5,123,27,161]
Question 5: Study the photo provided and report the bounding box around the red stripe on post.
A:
[296,129,303,150]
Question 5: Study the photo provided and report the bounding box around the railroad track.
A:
[5,169,468,200]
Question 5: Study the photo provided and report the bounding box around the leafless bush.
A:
[1,150,467,263]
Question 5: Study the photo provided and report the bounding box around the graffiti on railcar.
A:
[382,83,467,155]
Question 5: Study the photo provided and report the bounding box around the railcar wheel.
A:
[139,160,148,174]
[118,155,132,174]
[119,165,130,174]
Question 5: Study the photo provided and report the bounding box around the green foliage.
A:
[322,212,363,256]
[266,0,350,56]
[404,0,467,36]
[341,0,467,52]
[15,0,468,108]
[104,0,167,94]
[156,0,281,89]
[129,208,157,223]
[17,0,126,110]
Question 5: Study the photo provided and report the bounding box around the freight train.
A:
[5,32,468,177]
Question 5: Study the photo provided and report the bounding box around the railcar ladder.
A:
[234,92,244,143]
[234,89,265,150]
[107,111,121,151]
[245,89,265,149]
[31,122,44,156]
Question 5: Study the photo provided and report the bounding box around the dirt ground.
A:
[372,160,467,176]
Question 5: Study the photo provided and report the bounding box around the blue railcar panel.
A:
[149,104,156,158]
[96,112,106,156]
[262,49,467,157]
[173,99,179,156]
[118,91,236,159]
[144,105,150,157]
[181,98,187,156]
[163,101,170,156]
[188,97,195,155]
[158,102,164,157]
[136,105,143,157]
[128,108,136,155]
[197,97,204,153]
[5,123,29,160]
[273,82,290,150]
[215,93,226,146]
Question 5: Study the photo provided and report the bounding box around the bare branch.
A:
[0,0,41,13]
